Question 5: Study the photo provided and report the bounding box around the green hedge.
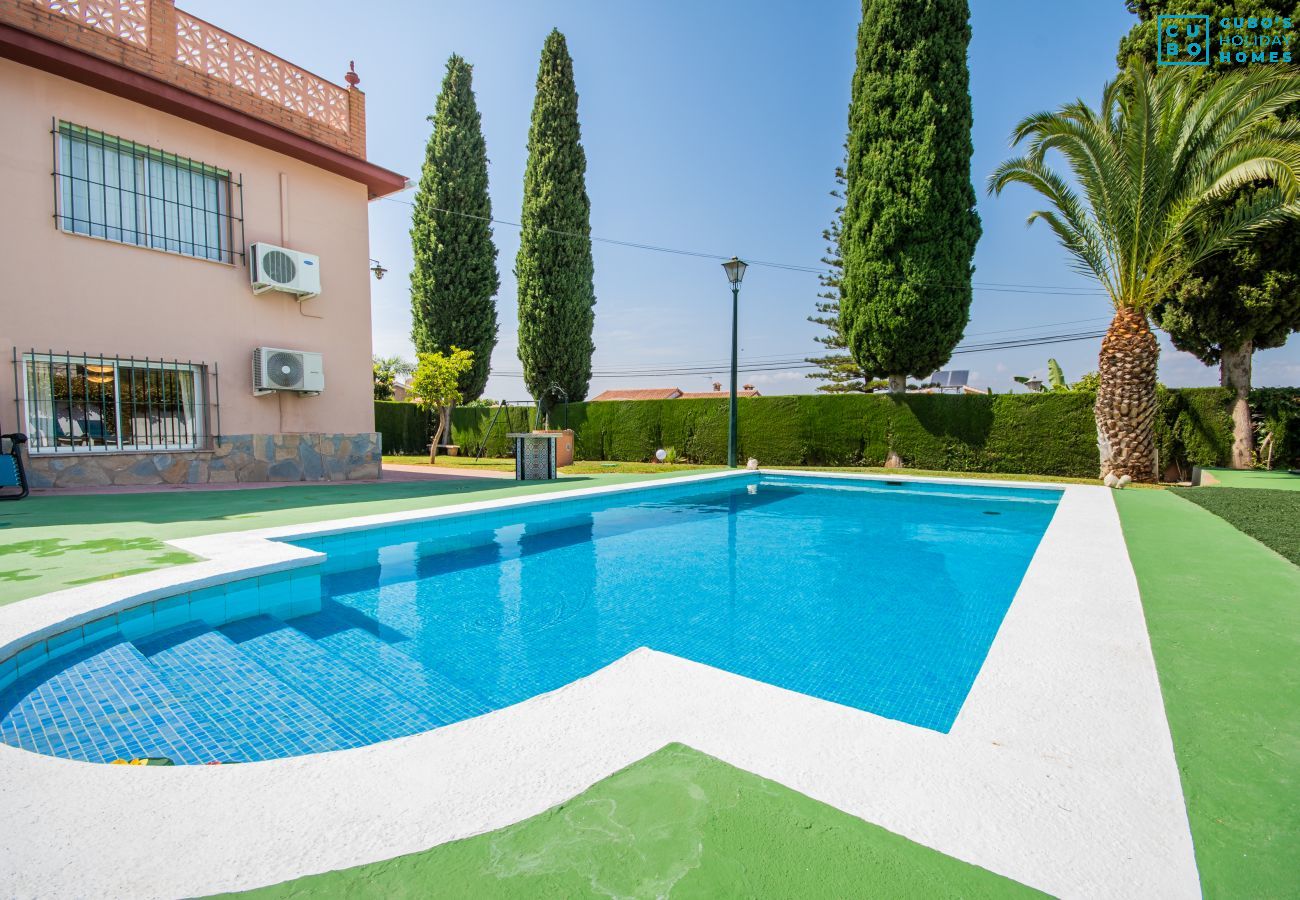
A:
[448,389,1299,477]
[374,401,431,455]
[451,393,1098,476]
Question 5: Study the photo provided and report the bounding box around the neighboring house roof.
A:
[591,386,763,401]
[678,390,761,398]
[591,388,684,401]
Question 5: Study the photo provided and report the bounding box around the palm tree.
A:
[990,60,1300,481]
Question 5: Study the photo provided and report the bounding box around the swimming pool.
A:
[0,473,1060,764]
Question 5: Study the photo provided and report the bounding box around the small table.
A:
[508,432,558,481]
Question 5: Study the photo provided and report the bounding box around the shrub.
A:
[447,388,1297,477]
[374,401,432,455]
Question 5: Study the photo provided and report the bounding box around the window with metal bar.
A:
[21,353,209,454]
[53,122,242,264]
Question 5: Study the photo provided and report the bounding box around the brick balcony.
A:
[0,0,403,193]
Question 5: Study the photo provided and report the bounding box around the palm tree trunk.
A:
[1219,340,1253,469]
[1095,308,1159,483]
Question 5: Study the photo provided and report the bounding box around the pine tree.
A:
[517,29,596,407]
[840,0,982,393]
[409,55,499,408]
[805,160,876,393]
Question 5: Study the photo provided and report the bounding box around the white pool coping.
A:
[0,470,1199,898]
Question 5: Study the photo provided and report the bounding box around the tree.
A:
[409,54,499,405]
[840,0,982,394]
[990,60,1300,481]
[806,157,877,393]
[516,29,596,408]
[1119,2,1300,468]
[372,355,413,401]
[410,347,475,462]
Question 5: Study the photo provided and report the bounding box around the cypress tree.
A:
[410,54,499,405]
[517,29,596,406]
[840,0,982,392]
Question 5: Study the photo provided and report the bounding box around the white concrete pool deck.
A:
[0,470,1199,898]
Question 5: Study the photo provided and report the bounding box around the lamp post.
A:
[721,256,748,468]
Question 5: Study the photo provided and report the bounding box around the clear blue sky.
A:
[188,0,1299,397]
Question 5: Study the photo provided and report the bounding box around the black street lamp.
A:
[721,256,748,468]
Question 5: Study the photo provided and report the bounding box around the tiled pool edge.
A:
[0,474,1199,898]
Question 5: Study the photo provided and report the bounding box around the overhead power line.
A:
[489,328,1107,379]
[378,196,1108,295]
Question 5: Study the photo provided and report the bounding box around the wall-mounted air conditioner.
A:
[250,242,321,299]
[253,346,324,395]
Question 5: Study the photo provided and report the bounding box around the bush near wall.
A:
[374,401,432,455]
[448,388,1300,477]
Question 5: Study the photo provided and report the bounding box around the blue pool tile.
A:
[152,595,191,633]
[82,616,120,646]
[45,627,84,665]
[224,580,261,623]
[136,625,362,761]
[187,585,228,628]
[221,616,438,743]
[0,639,235,764]
[15,643,48,678]
[116,605,155,642]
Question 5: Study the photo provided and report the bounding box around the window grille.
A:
[52,121,245,264]
[13,350,221,454]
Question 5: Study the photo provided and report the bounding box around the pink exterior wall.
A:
[0,57,376,444]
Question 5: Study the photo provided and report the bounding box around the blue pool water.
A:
[1,474,1060,763]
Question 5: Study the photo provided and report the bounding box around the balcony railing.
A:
[173,10,350,133]
[7,0,364,157]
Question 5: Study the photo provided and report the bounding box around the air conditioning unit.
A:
[253,347,324,395]
[250,242,321,299]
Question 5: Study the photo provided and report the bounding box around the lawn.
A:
[230,743,1040,899]
[1114,489,1300,898]
[1171,486,1300,567]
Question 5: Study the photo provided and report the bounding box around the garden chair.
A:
[0,432,29,500]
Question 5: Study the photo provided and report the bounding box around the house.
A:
[591,383,762,401]
[0,0,406,487]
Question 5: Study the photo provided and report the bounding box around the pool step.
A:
[291,609,494,726]
[0,639,236,765]
[135,625,364,761]
[219,616,439,745]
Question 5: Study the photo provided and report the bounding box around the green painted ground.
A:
[228,743,1040,899]
[1199,467,1300,491]
[1172,486,1300,567]
[1114,490,1300,899]
[0,474,676,605]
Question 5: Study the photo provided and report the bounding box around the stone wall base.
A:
[25,433,381,489]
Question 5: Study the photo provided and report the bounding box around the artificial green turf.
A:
[1171,487,1300,567]
[227,743,1040,899]
[1114,490,1300,898]
[1198,467,1300,491]
[0,474,676,605]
